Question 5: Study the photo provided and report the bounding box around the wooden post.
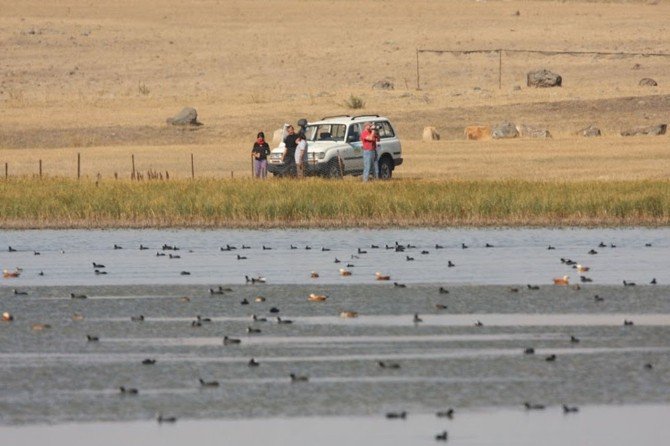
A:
[4,162,7,179]
[191,153,195,179]
[230,171,234,178]
[416,49,421,90]
[498,49,502,90]
[77,153,81,179]
[131,154,136,180]
[39,159,42,178]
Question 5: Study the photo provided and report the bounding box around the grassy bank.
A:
[0,178,668,228]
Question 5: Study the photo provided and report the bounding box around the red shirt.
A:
[361,129,379,151]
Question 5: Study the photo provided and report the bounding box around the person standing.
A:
[251,131,271,179]
[282,124,298,177]
[360,122,380,181]
[294,132,307,178]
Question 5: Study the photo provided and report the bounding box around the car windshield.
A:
[304,124,346,142]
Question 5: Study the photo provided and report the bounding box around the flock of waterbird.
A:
[0,238,661,439]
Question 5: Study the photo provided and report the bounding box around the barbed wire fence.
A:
[415,48,670,90]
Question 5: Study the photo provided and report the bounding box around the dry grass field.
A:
[1,0,669,180]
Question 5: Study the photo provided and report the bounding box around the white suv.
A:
[267,115,403,179]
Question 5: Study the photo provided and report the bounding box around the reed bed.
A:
[0,177,668,228]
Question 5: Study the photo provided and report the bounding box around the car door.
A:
[344,123,364,173]
[377,121,400,159]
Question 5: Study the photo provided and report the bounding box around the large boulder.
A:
[527,69,562,88]
[639,78,658,87]
[578,124,602,137]
[516,124,551,138]
[422,126,440,141]
[464,125,491,141]
[492,122,519,139]
[166,107,202,126]
[621,124,666,137]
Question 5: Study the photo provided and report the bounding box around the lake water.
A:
[0,228,668,445]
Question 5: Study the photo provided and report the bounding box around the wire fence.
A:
[415,48,670,90]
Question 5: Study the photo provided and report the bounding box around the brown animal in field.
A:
[422,126,440,141]
[464,126,491,141]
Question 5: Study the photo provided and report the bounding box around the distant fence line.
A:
[2,153,248,181]
[415,48,670,90]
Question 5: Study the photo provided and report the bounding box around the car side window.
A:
[378,121,395,139]
[347,124,361,142]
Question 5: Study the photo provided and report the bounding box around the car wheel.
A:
[378,156,393,179]
[326,160,342,179]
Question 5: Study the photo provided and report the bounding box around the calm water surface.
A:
[0,229,668,444]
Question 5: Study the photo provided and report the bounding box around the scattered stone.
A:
[578,124,602,137]
[639,78,658,87]
[166,107,202,126]
[372,79,394,90]
[632,63,642,70]
[464,125,491,141]
[516,124,551,138]
[492,122,519,139]
[422,126,440,141]
[526,69,562,88]
[621,124,666,136]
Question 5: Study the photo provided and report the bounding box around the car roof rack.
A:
[321,114,351,120]
[351,114,381,120]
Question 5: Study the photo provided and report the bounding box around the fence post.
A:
[131,154,136,180]
[77,153,81,179]
[4,162,7,179]
[416,49,421,90]
[191,153,195,179]
[39,159,42,178]
[498,49,503,90]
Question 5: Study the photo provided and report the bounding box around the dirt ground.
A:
[1,0,669,179]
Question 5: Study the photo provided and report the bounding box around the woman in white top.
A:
[294,133,307,177]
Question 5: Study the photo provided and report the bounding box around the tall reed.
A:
[0,178,668,228]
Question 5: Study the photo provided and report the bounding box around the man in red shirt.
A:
[360,122,380,181]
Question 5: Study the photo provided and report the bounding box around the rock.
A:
[526,69,562,88]
[492,122,519,139]
[372,79,394,90]
[464,125,491,141]
[639,78,658,87]
[578,124,602,137]
[422,127,440,141]
[621,124,666,137]
[516,124,551,138]
[166,107,202,126]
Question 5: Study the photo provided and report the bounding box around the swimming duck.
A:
[156,413,177,423]
[340,311,358,318]
[593,294,604,302]
[339,268,352,276]
[385,411,407,419]
[644,363,653,370]
[580,276,592,283]
[547,245,556,250]
[31,323,51,331]
[247,326,261,334]
[262,245,272,250]
[180,271,190,275]
[370,244,379,249]
[623,319,634,326]
[236,254,247,260]
[142,358,156,365]
[94,269,107,275]
[346,263,355,268]
[524,347,535,355]
[269,307,280,313]
[290,245,297,250]
[223,336,241,345]
[435,244,444,249]
[242,245,250,249]
[71,313,84,321]
[523,402,545,410]
[180,296,191,302]
[474,320,484,327]
[8,246,17,252]
[321,247,330,252]
[394,282,407,288]
[255,296,266,302]
[276,317,293,324]
[545,354,557,362]
[199,378,219,387]
[623,280,636,287]
[290,373,308,382]
[209,287,225,295]
[114,244,123,250]
[650,278,657,285]
[119,386,138,394]
[527,284,540,290]
[509,287,519,293]
[13,289,28,295]
[405,256,414,261]
[248,358,260,367]
[435,431,448,441]
[413,313,423,323]
[435,303,447,310]
[438,287,449,294]
[251,314,267,322]
[375,272,390,281]
[310,272,319,278]
[169,254,181,259]
[447,261,455,267]
[598,242,606,248]
[575,264,590,272]
[156,252,166,257]
[139,244,149,250]
[377,361,401,369]
[570,335,580,343]
[86,334,99,342]
[245,275,266,284]
[196,315,212,323]
[461,243,468,249]
[308,293,327,302]
[436,408,454,419]
[191,320,202,327]
[334,258,341,263]
[130,315,145,322]
[588,249,598,255]
[553,276,569,286]
[92,262,105,268]
[3,269,21,278]
[240,298,249,305]
[2,312,14,322]
[358,248,367,254]
[562,404,579,413]
[305,246,312,250]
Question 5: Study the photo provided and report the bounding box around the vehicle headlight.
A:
[316,152,325,160]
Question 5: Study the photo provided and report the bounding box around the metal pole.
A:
[498,49,502,89]
[191,153,195,179]
[416,49,421,90]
